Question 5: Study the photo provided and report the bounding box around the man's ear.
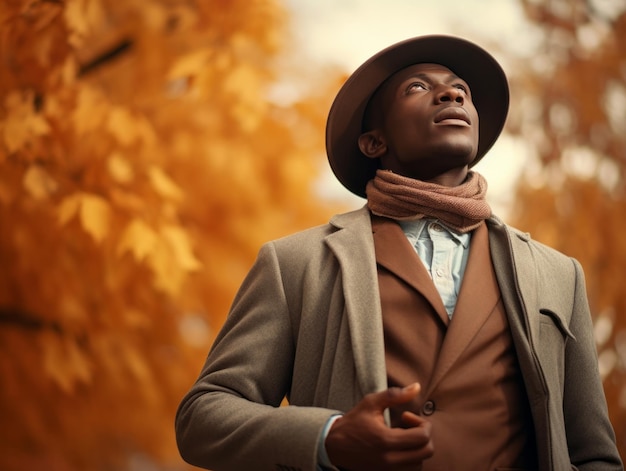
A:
[358,130,387,159]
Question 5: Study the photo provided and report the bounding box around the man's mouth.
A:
[434,107,471,125]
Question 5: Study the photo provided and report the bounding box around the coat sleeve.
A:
[175,241,340,471]
[563,259,623,470]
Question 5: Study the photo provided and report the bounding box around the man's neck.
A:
[424,166,469,187]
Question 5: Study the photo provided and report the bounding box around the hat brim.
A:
[325,35,510,198]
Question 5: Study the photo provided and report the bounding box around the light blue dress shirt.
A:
[317,218,472,469]
[398,218,471,318]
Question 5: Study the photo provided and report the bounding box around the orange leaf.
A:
[161,224,201,272]
[107,152,134,184]
[167,49,211,80]
[22,165,57,200]
[106,108,156,147]
[79,193,111,243]
[73,86,108,135]
[106,107,138,146]
[147,238,185,295]
[145,225,200,295]
[41,332,92,393]
[117,218,157,261]
[148,166,183,201]
[2,91,51,153]
[57,193,82,226]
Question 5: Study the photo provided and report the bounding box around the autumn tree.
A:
[507,0,626,456]
[0,0,343,469]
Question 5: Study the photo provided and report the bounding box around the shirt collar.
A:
[398,218,471,248]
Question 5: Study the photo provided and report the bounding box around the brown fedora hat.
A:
[325,35,509,198]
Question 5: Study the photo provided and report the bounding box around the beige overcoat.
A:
[175,207,622,471]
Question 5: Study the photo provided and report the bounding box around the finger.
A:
[384,420,432,450]
[383,439,435,466]
[400,410,429,428]
[362,383,421,412]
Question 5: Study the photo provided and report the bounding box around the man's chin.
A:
[430,149,477,170]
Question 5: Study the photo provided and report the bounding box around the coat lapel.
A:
[501,229,541,347]
[426,222,499,393]
[371,216,449,325]
[325,207,388,396]
[487,218,539,354]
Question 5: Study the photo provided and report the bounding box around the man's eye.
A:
[454,84,468,93]
[407,82,427,92]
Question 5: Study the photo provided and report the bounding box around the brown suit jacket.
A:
[175,206,622,471]
[374,217,537,470]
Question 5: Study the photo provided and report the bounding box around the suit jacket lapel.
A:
[371,216,449,325]
[427,222,499,393]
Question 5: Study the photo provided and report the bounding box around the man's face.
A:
[361,63,480,182]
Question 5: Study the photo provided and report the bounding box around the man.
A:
[175,35,623,470]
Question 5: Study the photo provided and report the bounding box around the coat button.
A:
[422,400,435,416]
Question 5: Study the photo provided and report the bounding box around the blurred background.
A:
[0,0,624,469]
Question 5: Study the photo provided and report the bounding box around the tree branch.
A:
[0,308,63,333]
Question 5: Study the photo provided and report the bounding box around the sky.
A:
[281,0,537,215]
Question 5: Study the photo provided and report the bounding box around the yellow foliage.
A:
[73,86,109,134]
[107,151,134,183]
[58,193,83,225]
[148,166,183,202]
[167,49,212,79]
[23,165,58,200]
[0,0,343,469]
[64,0,105,46]
[57,192,112,243]
[42,331,93,393]
[2,91,51,153]
[160,224,201,272]
[117,218,158,261]
[79,193,112,243]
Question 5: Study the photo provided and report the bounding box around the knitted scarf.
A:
[365,170,492,233]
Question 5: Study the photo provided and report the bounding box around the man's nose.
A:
[436,85,464,104]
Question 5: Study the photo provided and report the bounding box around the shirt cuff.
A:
[317,414,342,470]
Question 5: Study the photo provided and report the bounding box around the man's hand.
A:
[325,383,433,471]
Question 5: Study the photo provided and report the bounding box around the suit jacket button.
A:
[422,400,435,416]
